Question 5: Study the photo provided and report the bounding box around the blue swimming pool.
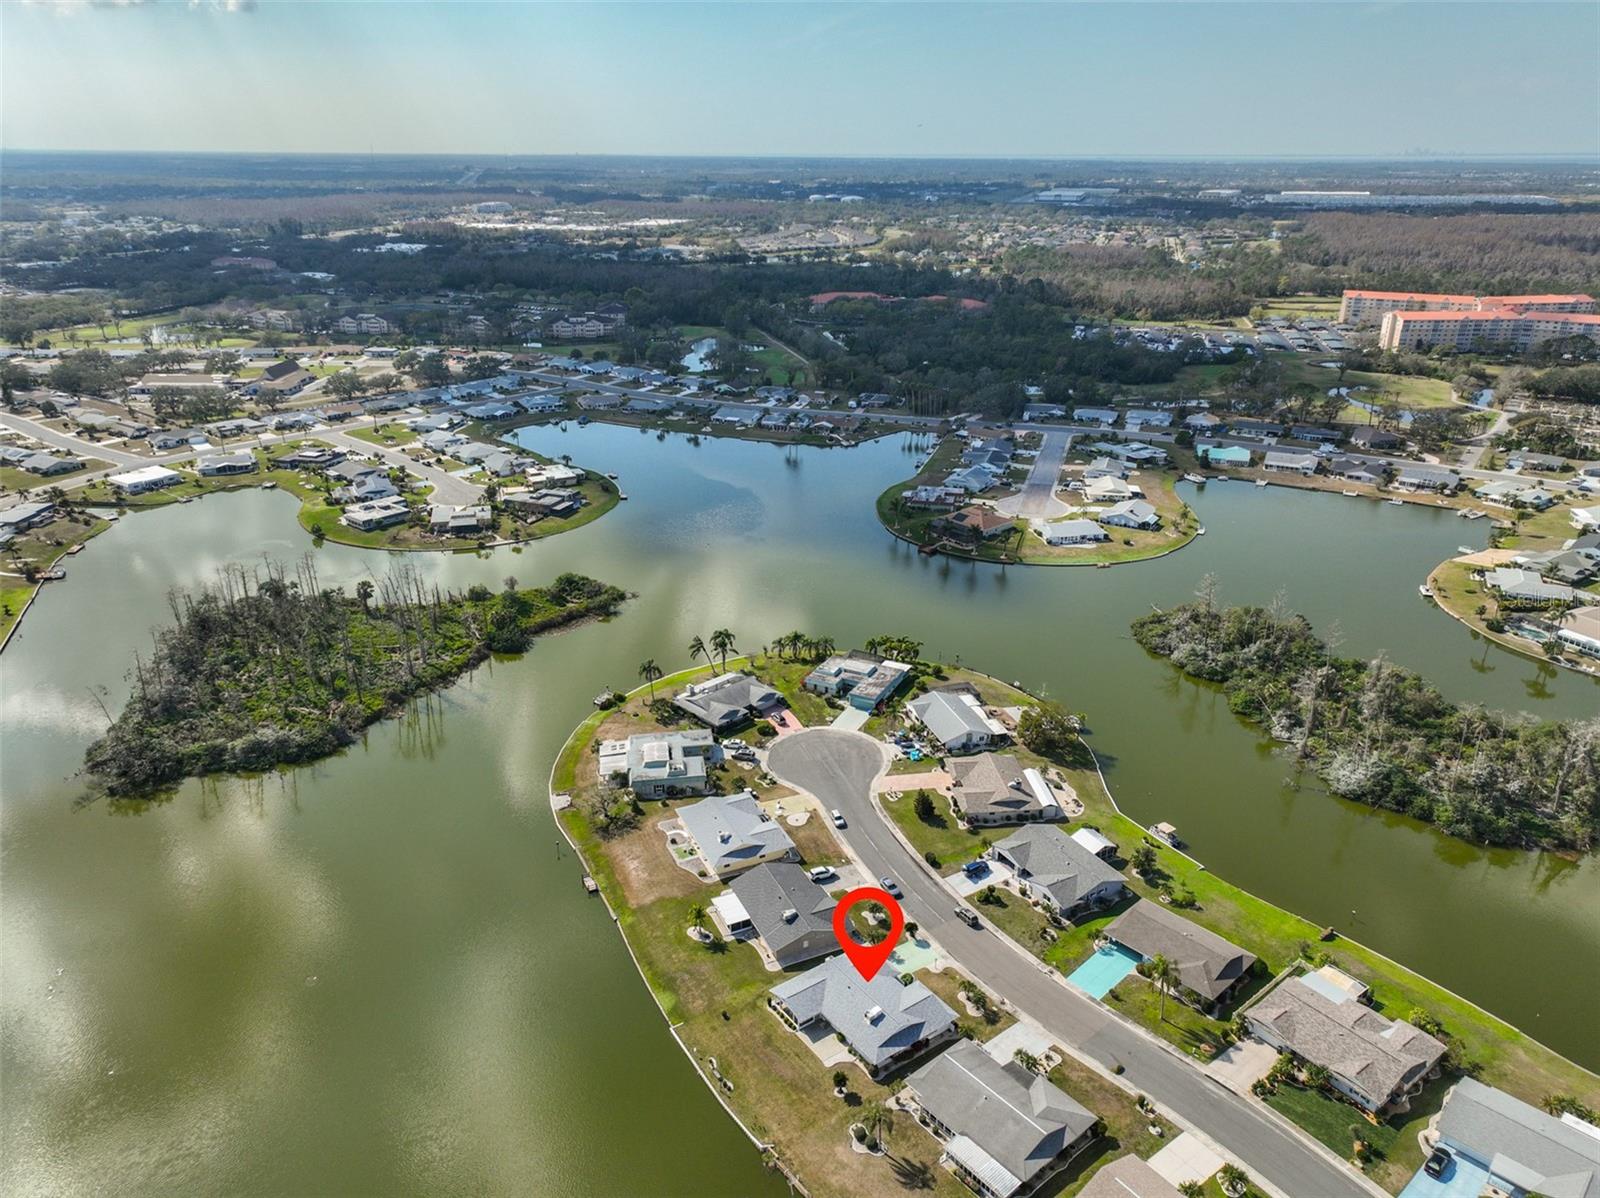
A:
[1065,943,1142,998]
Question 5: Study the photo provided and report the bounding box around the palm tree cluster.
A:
[771,631,835,662]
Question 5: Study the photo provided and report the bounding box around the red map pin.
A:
[832,886,905,981]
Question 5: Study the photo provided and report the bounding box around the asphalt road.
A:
[1006,429,1073,518]
[766,728,1379,1198]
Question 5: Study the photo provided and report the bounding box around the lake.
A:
[3,424,1595,1195]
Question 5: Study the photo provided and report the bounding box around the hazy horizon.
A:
[4,1,1597,159]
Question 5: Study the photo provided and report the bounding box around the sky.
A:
[3,1,1598,159]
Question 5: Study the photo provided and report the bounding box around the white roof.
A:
[108,465,181,486]
[1071,827,1115,855]
[711,892,750,927]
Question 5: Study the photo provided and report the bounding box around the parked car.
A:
[954,907,981,928]
[879,876,902,898]
[961,859,990,879]
[808,865,836,883]
[1424,1148,1452,1179]
[831,809,846,828]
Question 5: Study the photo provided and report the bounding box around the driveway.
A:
[995,429,1073,519]
[765,727,1379,1198]
[1206,1037,1279,1093]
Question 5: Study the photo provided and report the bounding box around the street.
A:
[765,728,1380,1198]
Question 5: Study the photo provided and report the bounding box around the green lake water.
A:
[2,425,1595,1195]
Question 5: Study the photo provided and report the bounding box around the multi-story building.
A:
[1379,308,1600,352]
[1340,288,1595,330]
[332,313,391,336]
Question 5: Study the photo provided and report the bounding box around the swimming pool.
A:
[1065,943,1143,998]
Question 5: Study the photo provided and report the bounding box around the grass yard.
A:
[1,458,105,492]
[1043,1053,1176,1197]
[1259,1077,1448,1194]
[346,422,418,447]
[881,788,989,871]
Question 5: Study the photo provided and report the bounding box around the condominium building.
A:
[1339,289,1594,327]
[1378,308,1600,352]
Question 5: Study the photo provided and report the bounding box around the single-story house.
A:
[948,753,1061,826]
[1077,1156,1185,1198]
[1246,973,1446,1113]
[20,452,81,476]
[1123,409,1172,429]
[726,861,838,969]
[1072,407,1118,426]
[501,487,582,519]
[678,790,796,879]
[1022,403,1067,422]
[934,506,1016,542]
[244,359,314,398]
[907,688,1007,753]
[599,729,716,799]
[1570,504,1600,531]
[945,465,1002,494]
[674,671,783,731]
[148,428,208,450]
[992,824,1126,914]
[275,446,345,470]
[1082,456,1129,481]
[1098,500,1160,531]
[427,504,493,534]
[1183,412,1223,431]
[1038,518,1108,547]
[1262,451,1319,476]
[1198,443,1253,468]
[1350,426,1403,451]
[420,430,468,453]
[768,954,957,1077]
[340,495,410,531]
[1432,1076,1600,1197]
[1228,419,1283,440]
[107,465,183,495]
[1326,457,1384,485]
[804,652,912,711]
[1551,606,1600,659]
[196,452,258,477]
[1506,450,1567,473]
[1395,465,1461,493]
[1105,901,1257,1014]
[0,501,57,535]
[1290,425,1343,445]
[1512,549,1596,586]
[904,1039,1098,1198]
[1083,476,1135,503]
[902,485,968,509]
[1484,567,1578,604]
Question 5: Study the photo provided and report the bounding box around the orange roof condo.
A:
[1341,289,1596,326]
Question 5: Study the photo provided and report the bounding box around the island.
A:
[84,566,626,795]
[552,639,1599,1198]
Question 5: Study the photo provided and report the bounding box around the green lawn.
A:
[346,422,418,447]
[881,788,989,871]
[0,459,104,492]
[1262,1082,1410,1188]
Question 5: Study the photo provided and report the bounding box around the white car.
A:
[808,865,836,883]
[831,809,847,828]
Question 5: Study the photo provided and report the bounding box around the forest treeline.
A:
[84,562,626,796]
[1131,597,1599,853]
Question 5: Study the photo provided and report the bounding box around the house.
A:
[677,790,796,879]
[803,652,912,711]
[1350,426,1403,451]
[904,1039,1098,1198]
[1183,412,1223,431]
[725,862,837,969]
[1246,974,1446,1113]
[768,954,957,1076]
[275,446,345,470]
[1023,403,1067,422]
[712,404,758,426]
[1077,1156,1185,1198]
[1097,441,1167,465]
[20,453,81,476]
[411,412,463,433]
[1083,476,1134,503]
[0,501,57,535]
[107,465,183,495]
[1038,518,1108,547]
[1326,457,1384,485]
[196,451,258,477]
[1484,567,1578,604]
[674,672,783,731]
[1395,465,1461,493]
[945,465,1002,494]
[427,504,493,534]
[1072,407,1118,426]
[1506,450,1567,473]
[1123,409,1172,429]
[516,392,567,413]
[420,430,467,454]
[340,496,410,531]
[1228,419,1283,440]
[1198,442,1253,467]
[1262,451,1319,476]
[1552,606,1600,659]
[1098,500,1160,531]
[245,359,313,398]
[1105,902,1257,1014]
[1570,504,1600,531]
[1511,549,1596,585]
[948,754,1061,826]
[902,485,968,509]
[1433,1077,1600,1198]
[992,825,1126,914]
[1082,456,1129,481]
[598,729,716,799]
[907,688,1007,752]
[934,506,1015,542]
[269,411,319,431]
[1290,425,1343,445]
[501,488,582,519]
[148,428,208,450]
[464,402,518,421]
[524,463,584,488]
[1475,480,1557,511]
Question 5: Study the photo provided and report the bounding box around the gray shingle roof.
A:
[1247,976,1446,1106]
[1105,902,1256,1002]
[994,825,1123,908]
[908,1040,1096,1193]
[1076,1155,1185,1198]
[728,862,836,966]
[769,955,956,1070]
[1438,1077,1600,1198]
[673,672,782,729]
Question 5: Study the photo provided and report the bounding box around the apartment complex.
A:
[1379,307,1600,352]
[1339,289,1595,326]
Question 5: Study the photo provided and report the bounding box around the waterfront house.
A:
[502,488,582,519]
[1552,606,1600,659]
[1326,457,1384,485]
[674,672,783,731]
[196,451,258,477]
[339,495,410,531]
[934,506,1016,542]
[1038,518,1108,547]
[1105,902,1256,1014]
[768,954,957,1077]
[907,688,1007,753]
[945,465,1002,494]
[948,753,1061,826]
[1197,443,1252,467]
[1432,1076,1600,1197]
[1262,451,1319,476]
[599,729,716,799]
[992,825,1126,915]
[803,652,912,711]
[108,465,183,495]
[725,862,837,969]
[1511,549,1596,586]
[1484,567,1578,604]
[0,501,56,535]
[903,1039,1098,1198]
[1395,465,1462,493]
[1098,500,1160,531]
[678,790,796,879]
[427,504,492,535]
[902,485,968,509]
[1246,973,1445,1113]
[1084,477,1135,503]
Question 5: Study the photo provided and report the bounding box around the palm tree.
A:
[1148,953,1178,1024]
[861,1100,892,1152]
[638,659,663,701]
[355,579,374,614]
[1217,1163,1250,1197]
[688,635,708,669]
[689,904,706,934]
[710,628,735,672]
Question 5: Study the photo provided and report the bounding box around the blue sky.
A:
[4,1,1597,157]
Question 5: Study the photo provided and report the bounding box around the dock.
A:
[582,875,599,894]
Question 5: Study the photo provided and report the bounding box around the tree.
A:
[1217,1163,1251,1197]
[355,580,375,614]
[710,627,736,672]
[638,659,663,701]
[689,904,706,934]
[688,635,708,668]
[831,1069,849,1094]
[324,370,368,402]
[1303,1063,1331,1090]
[1541,1094,1598,1125]
[1016,701,1086,764]
[1130,843,1158,878]
[1178,1183,1205,1198]
[1148,953,1178,1023]
[861,1100,892,1152]
[913,790,936,823]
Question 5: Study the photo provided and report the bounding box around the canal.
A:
[2,424,1595,1195]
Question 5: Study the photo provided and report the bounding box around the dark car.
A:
[961,859,990,879]
[1424,1147,1452,1179]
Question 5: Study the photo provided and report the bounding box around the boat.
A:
[618,493,628,501]
[1465,510,1486,520]
[1149,821,1181,847]
[605,472,618,480]
[1458,546,1474,554]
[1387,498,1404,506]
[1182,473,1205,484]
[40,567,66,581]
[260,480,277,490]
[1255,479,1269,487]
[1419,585,1433,598]
[1196,527,1206,535]
[1341,490,1358,497]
